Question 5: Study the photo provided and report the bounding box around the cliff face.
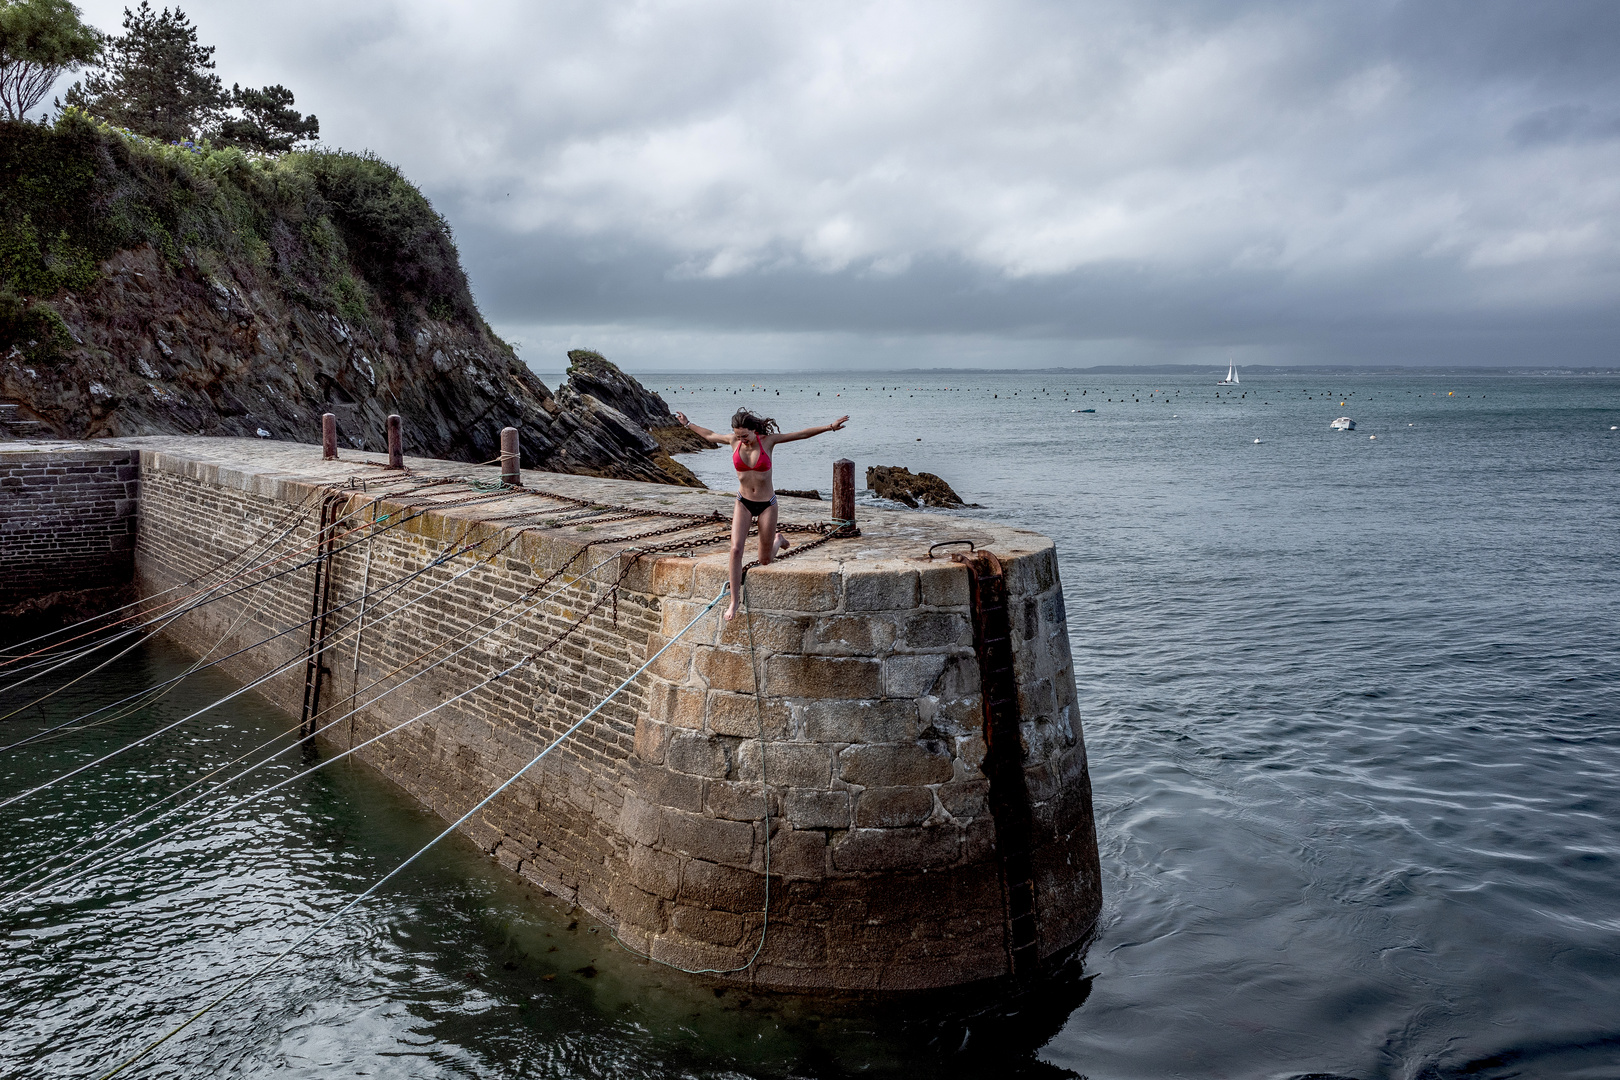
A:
[0,114,698,486]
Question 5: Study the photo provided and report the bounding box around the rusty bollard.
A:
[500,426,521,487]
[832,458,857,534]
[386,414,403,468]
[321,413,337,460]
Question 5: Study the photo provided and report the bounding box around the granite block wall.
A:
[128,441,1100,992]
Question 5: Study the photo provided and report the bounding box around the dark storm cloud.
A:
[70,0,1620,367]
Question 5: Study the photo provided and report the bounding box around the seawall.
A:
[23,436,1101,992]
[0,443,139,619]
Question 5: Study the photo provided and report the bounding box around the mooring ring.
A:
[927,539,977,560]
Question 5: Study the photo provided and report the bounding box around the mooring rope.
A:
[0,470,495,688]
[2,510,735,899]
[0,486,455,712]
[1,545,629,906]
[0,474,440,678]
[0,489,531,750]
[0,486,326,669]
[0,515,518,805]
[92,588,728,1080]
[1,547,294,755]
[4,512,737,901]
[0,494,326,700]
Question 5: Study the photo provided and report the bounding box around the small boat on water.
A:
[1330,416,1355,431]
[1217,362,1240,386]
[1073,408,1095,413]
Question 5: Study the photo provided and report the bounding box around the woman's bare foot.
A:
[776,533,791,553]
[723,599,738,621]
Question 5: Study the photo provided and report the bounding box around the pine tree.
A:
[61,1,224,142]
[216,83,318,153]
[0,0,100,122]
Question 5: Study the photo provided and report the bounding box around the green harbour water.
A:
[3,369,1619,1078]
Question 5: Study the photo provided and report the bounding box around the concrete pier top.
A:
[96,435,1052,571]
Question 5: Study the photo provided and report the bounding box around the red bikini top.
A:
[733,436,771,472]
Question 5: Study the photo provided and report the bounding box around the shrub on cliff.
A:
[0,111,477,349]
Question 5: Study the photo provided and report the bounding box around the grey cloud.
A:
[68,0,1620,367]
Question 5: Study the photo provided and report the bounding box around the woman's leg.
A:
[757,500,781,565]
[725,500,751,620]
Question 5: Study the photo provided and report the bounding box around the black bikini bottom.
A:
[737,495,776,516]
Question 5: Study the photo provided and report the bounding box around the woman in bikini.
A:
[674,407,849,619]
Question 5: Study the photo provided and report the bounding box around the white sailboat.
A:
[1217,361,1239,385]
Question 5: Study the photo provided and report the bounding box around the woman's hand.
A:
[828,415,849,431]
[675,411,690,427]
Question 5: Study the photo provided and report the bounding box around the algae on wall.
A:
[0,112,700,485]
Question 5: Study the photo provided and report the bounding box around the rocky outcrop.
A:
[0,116,700,486]
[1,247,698,485]
[564,350,708,451]
[866,465,976,508]
[558,350,705,485]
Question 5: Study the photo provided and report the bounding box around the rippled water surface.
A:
[4,371,1619,1079]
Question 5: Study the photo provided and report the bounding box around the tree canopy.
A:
[0,0,100,122]
[216,82,318,153]
[58,3,319,152]
[62,1,224,141]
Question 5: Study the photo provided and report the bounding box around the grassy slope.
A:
[0,109,489,358]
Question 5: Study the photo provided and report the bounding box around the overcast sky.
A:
[66,0,1620,370]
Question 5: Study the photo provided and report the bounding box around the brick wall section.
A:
[128,440,1100,993]
[0,447,139,606]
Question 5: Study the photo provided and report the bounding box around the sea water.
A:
[2,370,1618,1078]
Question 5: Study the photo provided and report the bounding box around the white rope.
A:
[0,494,328,705]
[609,574,773,974]
[94,587,728,1080]
[0,482,403,686]
[0,475,483,694]
[1,548,625,904]
[0,518,506,808]
[0,486,326,667]
[0,490,420,720]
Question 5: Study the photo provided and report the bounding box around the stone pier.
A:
[8,436,1101,992]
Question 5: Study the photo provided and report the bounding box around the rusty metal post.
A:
[832,458,856,533]
[386,414,402,468]
[500,426,521,486]
[321,413,337,460]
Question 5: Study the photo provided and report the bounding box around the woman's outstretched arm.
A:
[673,412,734,446]
[771,416,850,445]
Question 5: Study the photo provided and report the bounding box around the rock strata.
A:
[1,249,700,486]
[866,465,975,508]
[559,350,705,485]
[0,117,700,487]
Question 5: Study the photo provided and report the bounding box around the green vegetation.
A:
[218,83,318,154]
[0,0,100,122]
[60,1,317,150]
[0,110,478,350]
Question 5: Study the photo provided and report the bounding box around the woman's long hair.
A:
[731,408,779,435]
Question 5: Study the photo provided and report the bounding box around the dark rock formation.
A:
[776,488,822,500]
[559,350,705,485]
[0,116,699,487]
[866,465,976,508]
[564,350,708,451]
[2,247,699,486]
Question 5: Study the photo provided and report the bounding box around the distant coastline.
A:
[532,364,1620,379]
